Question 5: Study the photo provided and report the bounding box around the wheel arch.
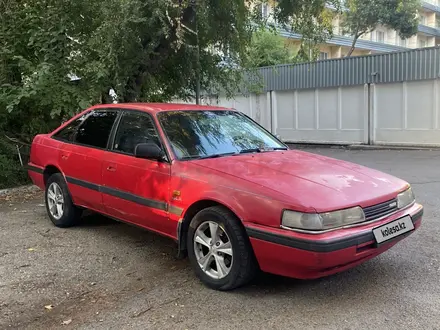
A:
[176,199,247,258]
[43,164,62,186]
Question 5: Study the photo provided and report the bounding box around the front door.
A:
[101,111,173,238]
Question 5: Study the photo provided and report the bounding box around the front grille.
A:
[363,198,398,221]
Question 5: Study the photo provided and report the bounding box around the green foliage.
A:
[0,141,29,189]
[247,30,297,67]
[271,0,338,61]
[0,0,333,187]
[341,0,420,56]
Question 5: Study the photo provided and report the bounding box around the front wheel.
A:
[187,206,257,291]
[45,173,82,228]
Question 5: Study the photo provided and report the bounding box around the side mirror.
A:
[135,143,165,161]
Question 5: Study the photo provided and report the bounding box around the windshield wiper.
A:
[180,155,202,160]
[181,152,237,160]
[238,148,262,154]
[237,147,288,154]
[200,152,237,159]
[181,148,288,160]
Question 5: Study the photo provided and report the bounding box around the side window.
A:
[75,111,118,149]
[113,112,161,155]
[53,113,89,142]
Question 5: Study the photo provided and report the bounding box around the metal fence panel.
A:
[256,47,440,92]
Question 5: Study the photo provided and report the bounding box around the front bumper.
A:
[246,203,423,279]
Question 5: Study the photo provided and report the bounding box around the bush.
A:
[0,140,30,189]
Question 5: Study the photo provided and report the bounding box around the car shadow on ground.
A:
[75,211,176,246]
[235,255,404,303]
[77,211,119,227]
[71,211,398,299]
[73,211,179,258]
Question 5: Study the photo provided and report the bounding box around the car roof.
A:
[89,103,233,113]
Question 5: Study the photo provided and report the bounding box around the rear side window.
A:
[75,111,118,149]
[53,114,89,142]
[113,112,161,155]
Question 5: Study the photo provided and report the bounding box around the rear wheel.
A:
[187,206,257,290]
[45,173,82,227]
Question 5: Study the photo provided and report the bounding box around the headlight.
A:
[397,187,415,209]
[282,207,365,231]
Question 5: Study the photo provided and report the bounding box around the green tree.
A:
[0,0,335,187]
[273,1,337,61]
[247,30,297,67]
[341,0,420,57]
[0,0,337,134]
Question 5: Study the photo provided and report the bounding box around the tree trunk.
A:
[123,71,145,102]
[101,90,113,104]
[346,29,364,57]
[346,34,360,57]
[122,5,196,102]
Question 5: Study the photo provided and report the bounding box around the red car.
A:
[28,103,423,290]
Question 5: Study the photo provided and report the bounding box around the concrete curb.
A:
[346,144,440,151]
[287,143,440,151]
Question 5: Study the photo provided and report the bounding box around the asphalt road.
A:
[1,147,439,330]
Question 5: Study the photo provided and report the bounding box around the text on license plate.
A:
[373,216,414,244]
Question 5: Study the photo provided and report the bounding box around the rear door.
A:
[101,110,173,237]
[57,110,119,211]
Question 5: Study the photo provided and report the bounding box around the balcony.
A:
[418,24,440,36]
[278,29,409,53]
[328,1,439,13]
[422,1,440,13]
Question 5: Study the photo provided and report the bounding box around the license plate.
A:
[373,216,414,244]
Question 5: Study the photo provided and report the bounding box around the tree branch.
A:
[4,134,31,146]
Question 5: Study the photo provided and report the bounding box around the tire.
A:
[187,206,257,291]
[45,173,82,228]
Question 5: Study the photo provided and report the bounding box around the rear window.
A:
[53,114,88,142]
[75,111,118,149]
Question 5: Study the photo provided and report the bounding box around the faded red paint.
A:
[28,103,423,280]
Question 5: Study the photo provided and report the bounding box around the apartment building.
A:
[262,0,440,59]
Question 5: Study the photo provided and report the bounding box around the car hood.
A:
[191,150,408,212]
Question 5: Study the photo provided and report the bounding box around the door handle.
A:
[106,166,116,172]
[61,154,69,160]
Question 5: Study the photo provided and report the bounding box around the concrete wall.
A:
[173,47,440,146]
[178,78,440,147]
[373,79,440,146]
[272,86,368,144]
[175,93,271,131]
[210,93,271,131]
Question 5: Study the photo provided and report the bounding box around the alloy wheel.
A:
[47,182,64,220]
[193,221,233,279]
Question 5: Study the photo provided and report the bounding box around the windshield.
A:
[158,110,286,160]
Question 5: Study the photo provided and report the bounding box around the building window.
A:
[377,31,385,43]
[261,3,269,18]
[396,34,407,47]
[419,40,427,48]
[319,52,329,60]
[420,15,427,25]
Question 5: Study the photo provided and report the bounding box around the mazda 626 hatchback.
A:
[27,103,424,290]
